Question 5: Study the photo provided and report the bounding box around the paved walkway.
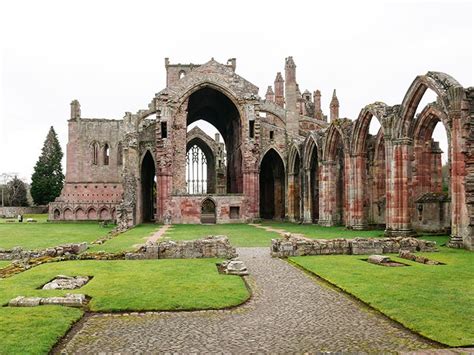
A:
[146,224,171,243]
[57,248,437,353]
[249,223,288,236]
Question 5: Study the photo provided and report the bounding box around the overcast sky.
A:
[0,0,472,181]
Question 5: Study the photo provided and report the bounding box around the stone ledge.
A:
[8,294,86,307]
[271,233,437,257]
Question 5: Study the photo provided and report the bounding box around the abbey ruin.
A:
[49,57,474,250]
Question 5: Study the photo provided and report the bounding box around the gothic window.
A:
[103,144,110,165]
[186,145,207,194]
[179,70,186,79]
[92,142,99,165]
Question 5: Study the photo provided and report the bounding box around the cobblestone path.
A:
[58,248,437,353]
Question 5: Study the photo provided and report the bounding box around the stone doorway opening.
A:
[201,198,216,224]
[260,149,285,220]
[140,151,156,223]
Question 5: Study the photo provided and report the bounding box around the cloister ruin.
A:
[49,57,474,250]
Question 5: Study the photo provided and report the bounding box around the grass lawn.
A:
[88,224,160,253]
[290,247,474,347]
[0,222,114,250]
[0,258,249,354]
[164,224,280,247]
[261,221,385,238]
[0,214,49,224]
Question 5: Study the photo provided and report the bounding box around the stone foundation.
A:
[126,236,237,259]
[0,243,88,261]
[271,233,437,257]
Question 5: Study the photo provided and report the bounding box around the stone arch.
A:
[187,127,221,194]
[90,141,100,165]
[303,135,321,223]
[87,207,97,220]
[99,207,111,220]
[75,207,86,220]
[396,72,461,139]
[103,142,110,165]
[288,144,302,222]
[63,208,73,220]
[351,102,389,156]
[53,209,60,220]
[320,123,349,226]
[139,150,157,223]
[175,84,244,194]
[259,148,286,220]
[201,197,216,224]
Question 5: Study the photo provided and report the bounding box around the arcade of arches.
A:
[49,57,474,250]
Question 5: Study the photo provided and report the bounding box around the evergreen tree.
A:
[31,126,64,205]
[6,176,28,206]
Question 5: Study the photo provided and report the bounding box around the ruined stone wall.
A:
[51,118,124,221]
[168,195,247,224]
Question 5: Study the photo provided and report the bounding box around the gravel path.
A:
[57,247,437,353]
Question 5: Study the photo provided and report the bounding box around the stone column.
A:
[288,172,296,221]
[350,154,368,229]
[448,94,469,248]
[318,160,337,226]
[302,168,313,223]
[243,168,259,221]
[388,137,415,236]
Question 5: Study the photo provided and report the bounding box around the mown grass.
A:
[0,258,249,354]
[290,247,474,347]
[88,224,160,253]
[164,224,280,247]
[0,222,113,250]
[0,214,49,224]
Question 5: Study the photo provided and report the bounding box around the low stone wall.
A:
[0,243,88,261]
[126,236,237,260]
[0,206,48,218]
[271,233,437,257]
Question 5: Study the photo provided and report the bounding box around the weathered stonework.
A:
[49,57,473,250]
[125,236,237,259]
[0,243,87,261]
[271,233,437,257]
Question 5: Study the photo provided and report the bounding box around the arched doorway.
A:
[260,149,285,220]
[201,198,216,224]
[141,151,156,223]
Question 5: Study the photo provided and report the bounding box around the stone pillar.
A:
[302,168,313,223]
[329,90,339,122]
[386,138,415,236]
[350,154,368,229]
[448,93,469,248]
[274,72,285,107]
[318,160,337,226]
[265,86,275,102]
[313,90,323,121]
[431,141,443,193]
[243,168,259,221]
[285,57,298,135]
